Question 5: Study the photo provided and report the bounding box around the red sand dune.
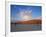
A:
[15,20,42,25]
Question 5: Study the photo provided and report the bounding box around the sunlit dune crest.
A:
[32,16,42,20]
[11,16,41,23]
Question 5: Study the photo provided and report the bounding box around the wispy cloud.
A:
[16,9,32,20]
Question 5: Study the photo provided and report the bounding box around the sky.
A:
[11,5,42,21]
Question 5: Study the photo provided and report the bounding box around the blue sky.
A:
[11,5,42,21]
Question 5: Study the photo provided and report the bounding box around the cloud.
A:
[12,9,32,22]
